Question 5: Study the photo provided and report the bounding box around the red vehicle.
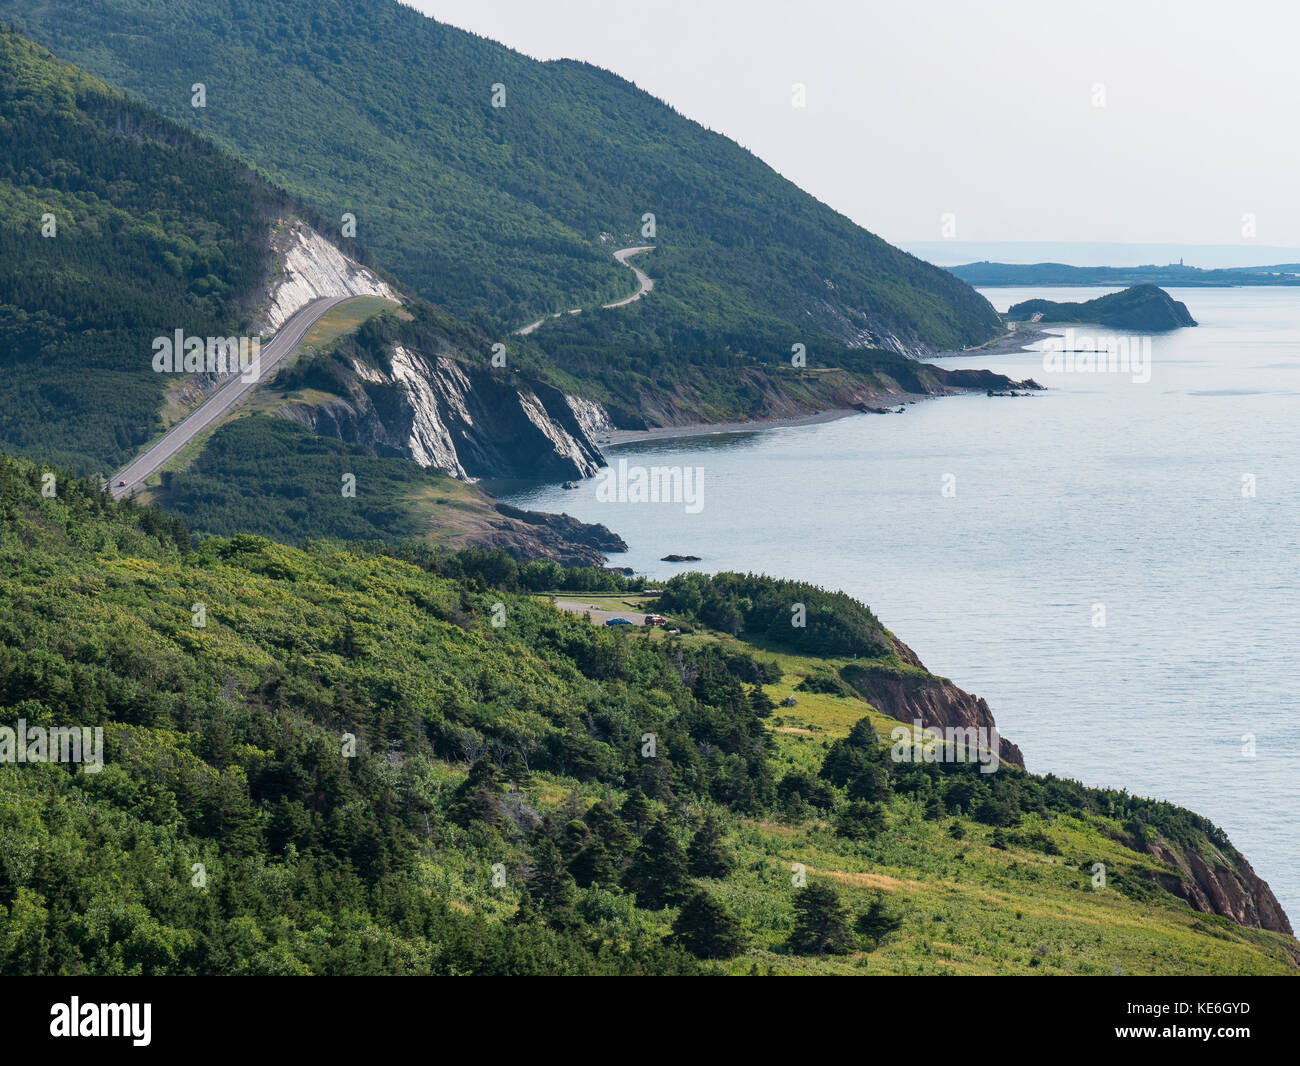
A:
[645,614,668,626]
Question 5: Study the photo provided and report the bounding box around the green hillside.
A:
[0,25,367,472]
[1,0,1001,376]
[1,452,1293,975]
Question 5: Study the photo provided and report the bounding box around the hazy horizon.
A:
[902,240,1300,269]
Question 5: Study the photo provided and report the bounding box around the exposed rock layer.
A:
[458,502,627,567]
[257,219,399,332]
[278,347,607,481]
[1147,842,1294,936]
[840,636,1025,770]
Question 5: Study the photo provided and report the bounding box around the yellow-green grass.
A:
[425,749,1298,974]
[401,480,520,548]
[492,610,1300,974]
[289,295,400,357]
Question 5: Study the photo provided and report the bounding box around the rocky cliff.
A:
[241,223,614,481]
[277,345,609,481]
[454,501,627,566]
[841,635,1026,770]
[256,219,400,331]
[1146,841,1294,936]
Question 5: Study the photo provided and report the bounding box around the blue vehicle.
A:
[604,617,634,626]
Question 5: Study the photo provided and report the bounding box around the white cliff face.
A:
[517,390,595,474]
[386,346,469,478]
[328,345,605,480]
[258,220,399,331]
[566,394,613,439]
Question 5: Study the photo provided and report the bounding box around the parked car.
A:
[604,617,634,626]
[645,614,668,626]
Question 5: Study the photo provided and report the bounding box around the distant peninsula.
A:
[1005,285,1197,331]
[950,260,1300,287]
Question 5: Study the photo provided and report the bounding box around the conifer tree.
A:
[687,812,733,877]
[525,837,580,931]
[623,816,691,908]
[672,890,746,958]
[790,882,855,955]
[855,892,902,950]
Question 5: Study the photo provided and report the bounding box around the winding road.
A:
[113,250,655,499]
[515,244,655,336]
[601,245,655,308]
[108,296,352,499]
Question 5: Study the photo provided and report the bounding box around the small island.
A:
[1005,284,1197,331]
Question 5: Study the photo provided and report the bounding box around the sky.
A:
[406,0,1300,251]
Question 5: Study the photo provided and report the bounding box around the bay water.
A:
[495,286,1300,917]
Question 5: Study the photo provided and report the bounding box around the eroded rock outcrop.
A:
[277,346,609,480]
[458,502,627,566]
[256,219,399,331]
[1146,841,1293,935]
[840,635,1025,769]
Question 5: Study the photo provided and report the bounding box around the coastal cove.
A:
[492,285,1300,920]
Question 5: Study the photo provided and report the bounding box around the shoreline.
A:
[929,325,1053,359]
[597,327,1051,448]
[599,394,932,447]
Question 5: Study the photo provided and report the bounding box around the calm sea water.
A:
[495,286,1300,918]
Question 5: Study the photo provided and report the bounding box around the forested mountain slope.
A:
[0,26,628,503]
[0,25,375,472]
[1,454,1293,975]
[1,0,1001,381]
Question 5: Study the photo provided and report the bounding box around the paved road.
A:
[601,245,655,308]
[514,245,655,335]
[516,306,581,336]
[108,296,353,499]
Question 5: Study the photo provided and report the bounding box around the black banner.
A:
[3,975,1291,1052]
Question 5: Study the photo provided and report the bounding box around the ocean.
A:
[494,286,1300,918]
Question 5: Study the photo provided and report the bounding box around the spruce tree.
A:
[526,837,580,931]
[835,800,886,841]
[623,816,691,908]
[687,812,734,877]
[619,788,653,838]
[923,792,944,821]
[448,757,502,828]
[672,890,746,958]
[855,892,902,950]
[790,882,855,955]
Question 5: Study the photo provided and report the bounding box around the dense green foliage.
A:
[3,0,1001,393]
[658,572,891,657]
[0,453,776,972]
[2,452,1285,975]
[0,26,350,472]
[154,415,459,543]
